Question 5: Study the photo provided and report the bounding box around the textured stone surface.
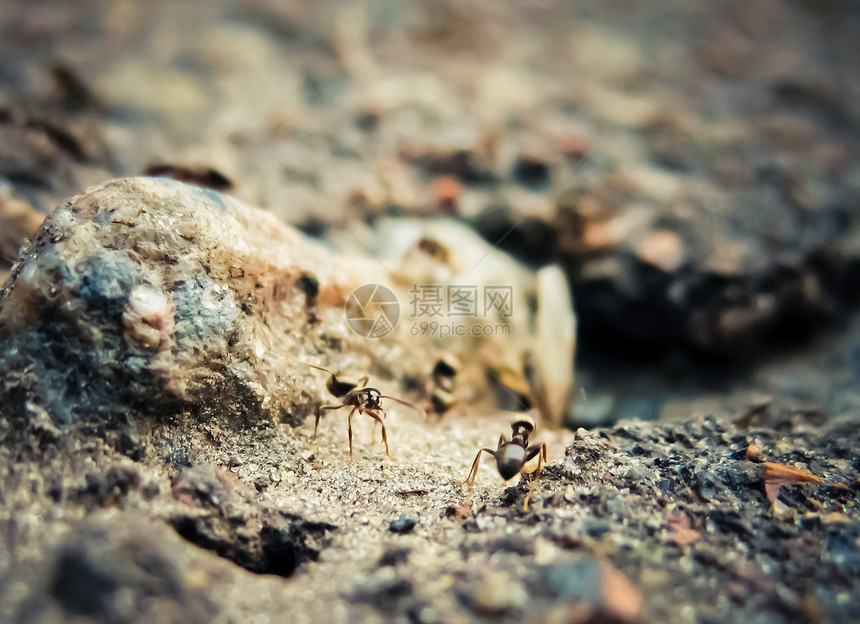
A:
[0,176,391,435]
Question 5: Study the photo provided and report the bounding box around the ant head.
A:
[510,414,535,434]
[432,354,459,391]
[430,388,456,415]
[359,387,382,409]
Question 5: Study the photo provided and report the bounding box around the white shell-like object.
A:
[123,285,175,351]
[533,264,576,427]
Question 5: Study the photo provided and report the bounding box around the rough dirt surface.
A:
[1,1,860,623]
[1,0,860,417]
[1,395,858,623]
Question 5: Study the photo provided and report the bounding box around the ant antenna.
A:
[307,363,335,375]
[380,395,426,418]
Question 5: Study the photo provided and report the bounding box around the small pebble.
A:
[389,516,417,534]
[470,570,527,614]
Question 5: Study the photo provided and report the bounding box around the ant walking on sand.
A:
[308,364,423,459]
[463,413,547,486]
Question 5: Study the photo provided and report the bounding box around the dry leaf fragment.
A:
[762,462,822,502]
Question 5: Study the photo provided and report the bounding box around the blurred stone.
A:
[571,394,615,428]
[431,176,460,214]
[532,555,642,623]
[96,62,208,115]
[388,516,417,534]
[171,463,237,509]
[470,203,559,268]
[534,264,576,427]
[636,230,686,273]
[352,569,414,615]
[0,177,394,435]
[0,188,43,268]
[20,514,218,623]
[467,570,528,615]
[512,154,550,188]
[170,505,334,578]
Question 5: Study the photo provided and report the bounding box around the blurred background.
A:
[2,0,860,425]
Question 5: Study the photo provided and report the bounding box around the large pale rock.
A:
[0,176,577,446]
[0,177,389,430]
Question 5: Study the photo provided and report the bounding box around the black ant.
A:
[463,413,547,486]
[427,355,459,417]
[308,364,423,459]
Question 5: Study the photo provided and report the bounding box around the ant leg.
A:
[523,442,548,479]
[346,407,359,460]
[357,375,369,387]
[369,410,383,444]
[523,442,546,511]
[461,435,505,487]
[540,443,547,476]
[521,443,547,512]
[314,404,343,441]
[523,483,535,512]
[366,410,390,457]
[462,448,496,486]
